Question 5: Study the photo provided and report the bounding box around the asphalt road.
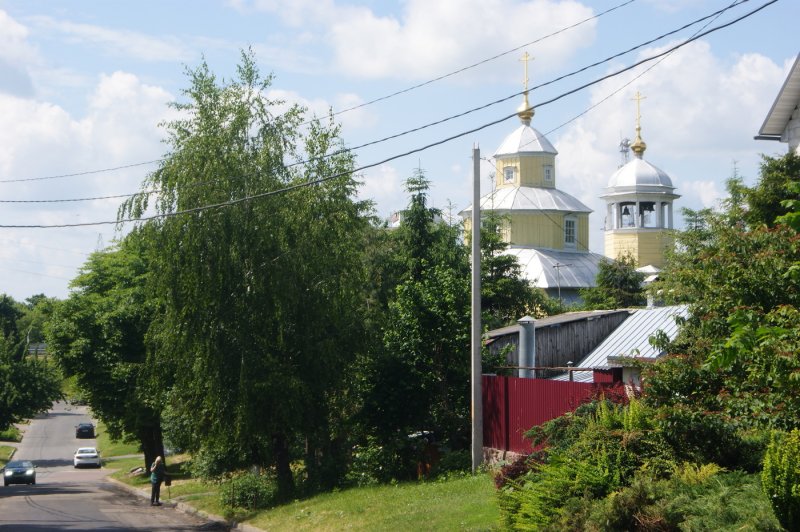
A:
[0,402,225,531]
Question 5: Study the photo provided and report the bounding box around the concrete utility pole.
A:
[471,145,483,473]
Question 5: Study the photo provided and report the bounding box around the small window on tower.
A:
[503,166,515,183]
[543,165,554,182]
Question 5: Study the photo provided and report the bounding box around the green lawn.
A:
[0,426,22,442]
[108,452,499,531]
[95,421,141,458]
[0,445,15,465]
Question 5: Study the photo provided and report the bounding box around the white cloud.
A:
[553,40,787,244]
[0,10,39,96]
[236,0,596,81]
[358,164,405,215]
[29,16,193,62]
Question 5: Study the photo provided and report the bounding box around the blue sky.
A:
[0,0,797,300]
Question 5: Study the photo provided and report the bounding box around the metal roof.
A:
[504,248,604,289]
[604,158,675,189]
[494,124,557,156]
[758,53,800,138]
[485,309,632,338]
[461,186,592,214]
[554,305,689,382]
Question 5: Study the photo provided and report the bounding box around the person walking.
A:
[150,456,166,506]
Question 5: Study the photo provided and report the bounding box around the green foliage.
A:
[580,253,645,310]
[220,471,280,510]
[740,151,800,229]
[0,425,21,442]
[118,50,372,496]
[45,235,162,470]
[762,429,800,531]
[345,436,421,486]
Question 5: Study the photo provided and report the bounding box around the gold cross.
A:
[519,52,534,91]
[632,91,646,129]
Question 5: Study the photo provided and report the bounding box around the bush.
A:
[220,471,279,511]
[345,436,421,486]
[189,446,232,480]
[762,429,800,531]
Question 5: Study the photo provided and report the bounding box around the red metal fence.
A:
[482,374,623,454]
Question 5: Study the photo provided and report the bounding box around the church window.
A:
[503,166,515,183]
[543,165,553,182]
[564,217,576,248]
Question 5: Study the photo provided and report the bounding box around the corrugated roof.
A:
[554,305,689,382]
[485,309,632,338]
[505,248,605,289]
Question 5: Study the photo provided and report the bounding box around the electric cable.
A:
[0,0,753,204]
[0,0,778,229]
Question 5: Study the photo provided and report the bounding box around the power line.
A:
[305,0,638,124]
[0,1,636,186]
[0,0,752,206]
[0,0,778,229]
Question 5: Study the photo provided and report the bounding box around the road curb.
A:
[105,476,263,531]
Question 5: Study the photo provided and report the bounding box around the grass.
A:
[0,426,21,442]
[0,445,15,466]
[95,421,141,458]
[248,474,499,531]
[107,451,499,531]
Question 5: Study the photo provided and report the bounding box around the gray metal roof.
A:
[505,247,604,289]
[485,309,631,338]
[758,53,800,138]
[555,304,689,382]
[494,124,557,156]
[604,158,675,190]
[461,186,592,215]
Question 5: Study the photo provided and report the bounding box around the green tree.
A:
[580,253,645,309]
[739,152,800,228]
[120,50,371,495]
[362,169,471,462]
[45,235,163,469]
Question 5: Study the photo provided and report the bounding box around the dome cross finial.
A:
[517,51,535,125]
[631,90,647,158]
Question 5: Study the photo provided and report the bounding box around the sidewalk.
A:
[105,474,264,532]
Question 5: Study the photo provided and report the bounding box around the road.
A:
[0,402,225,531]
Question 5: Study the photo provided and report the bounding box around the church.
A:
[460,55,679,301]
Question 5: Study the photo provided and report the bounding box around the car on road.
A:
[73,447,101,468]
[75,422,95,438]
[3,460,36,486]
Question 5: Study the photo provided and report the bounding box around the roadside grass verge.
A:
[0,445,15,465]
[0,426,21,442]
[247,474,500,531]
[95,421,140,458]
[107,452,499,531]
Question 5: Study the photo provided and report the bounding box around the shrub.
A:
[345,436,420,486]
[220,471,279,511]
[189,446,232,480]
[430,449,471,478]
[762,429,800,531]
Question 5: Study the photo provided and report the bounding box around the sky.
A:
[0,0,797,302]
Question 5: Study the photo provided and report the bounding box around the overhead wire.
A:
[481,0,749,251]
[0,0,754,205]
[0,0,777,229]
[0,0,639,186]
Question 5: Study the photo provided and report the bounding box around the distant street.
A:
[0,402,224,531]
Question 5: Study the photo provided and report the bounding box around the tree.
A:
[361,169,471,462]
[45,235,163,469]
[120,50,371,495]
[645,152,800,430]
[738,152,800,228]
[0,294,62,429]
[580,253,645,309]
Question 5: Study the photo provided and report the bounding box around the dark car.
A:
[75,422,95,438]
[3,460,36,486]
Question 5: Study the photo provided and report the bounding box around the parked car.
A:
[73,447,101,468]
[3,460,36,486]
[75,423,95,438]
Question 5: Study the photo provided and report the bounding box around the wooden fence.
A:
[482,373,624,454]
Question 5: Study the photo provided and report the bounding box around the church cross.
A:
[632,91,647,130]
[519,52,534,91]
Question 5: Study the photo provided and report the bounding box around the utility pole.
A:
[552,262,572,303]
[471,145,483,473]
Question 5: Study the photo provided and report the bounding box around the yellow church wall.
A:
[605,231,672,268]
[496,154,556,189]
[508,212,590,250]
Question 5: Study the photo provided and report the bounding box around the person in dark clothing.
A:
[150,456,166,506]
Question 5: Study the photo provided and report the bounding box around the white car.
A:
[73,447,101,468]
